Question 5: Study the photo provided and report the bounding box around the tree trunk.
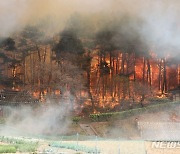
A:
[142,57,146,83]
[162,58,167,94]
[87,59,94,112]
[147,58,151,86]
[158,59,162,91]
[141,57,146,107]
[133,53,136,81]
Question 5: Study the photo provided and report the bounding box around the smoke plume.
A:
[1,0,180,59]
[0,97,74,136]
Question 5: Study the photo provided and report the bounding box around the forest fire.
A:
[0,1,180,154]
[0,34,179,114]
[88,50,179,111]
[0,0,179,115]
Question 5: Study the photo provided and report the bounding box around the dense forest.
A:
[0,20,179,114]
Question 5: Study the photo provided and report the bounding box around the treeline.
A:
[0,25,179,113]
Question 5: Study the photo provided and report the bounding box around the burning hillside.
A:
[0,0,180,114]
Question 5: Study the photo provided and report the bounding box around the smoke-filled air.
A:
[0,0,179,154]
[0,0,180,58]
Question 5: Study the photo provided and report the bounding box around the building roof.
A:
[0,89,39,105]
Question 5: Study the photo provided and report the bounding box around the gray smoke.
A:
[0,97,74,136]
[1,0,180,59]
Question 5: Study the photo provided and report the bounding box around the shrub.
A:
[72,117,81,124]
[0,145,16,153]
[89,101,180,122]
[0,118,5,124]
[0,136,38,153]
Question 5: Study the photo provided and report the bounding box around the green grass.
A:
[0,145,16,153]
[14,143,37,153]
[89,100,180,121]
[0,136,38,153]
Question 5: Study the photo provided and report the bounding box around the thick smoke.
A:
[139,0,180,58]
[1,0,180,59]
[0,0,110,37]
